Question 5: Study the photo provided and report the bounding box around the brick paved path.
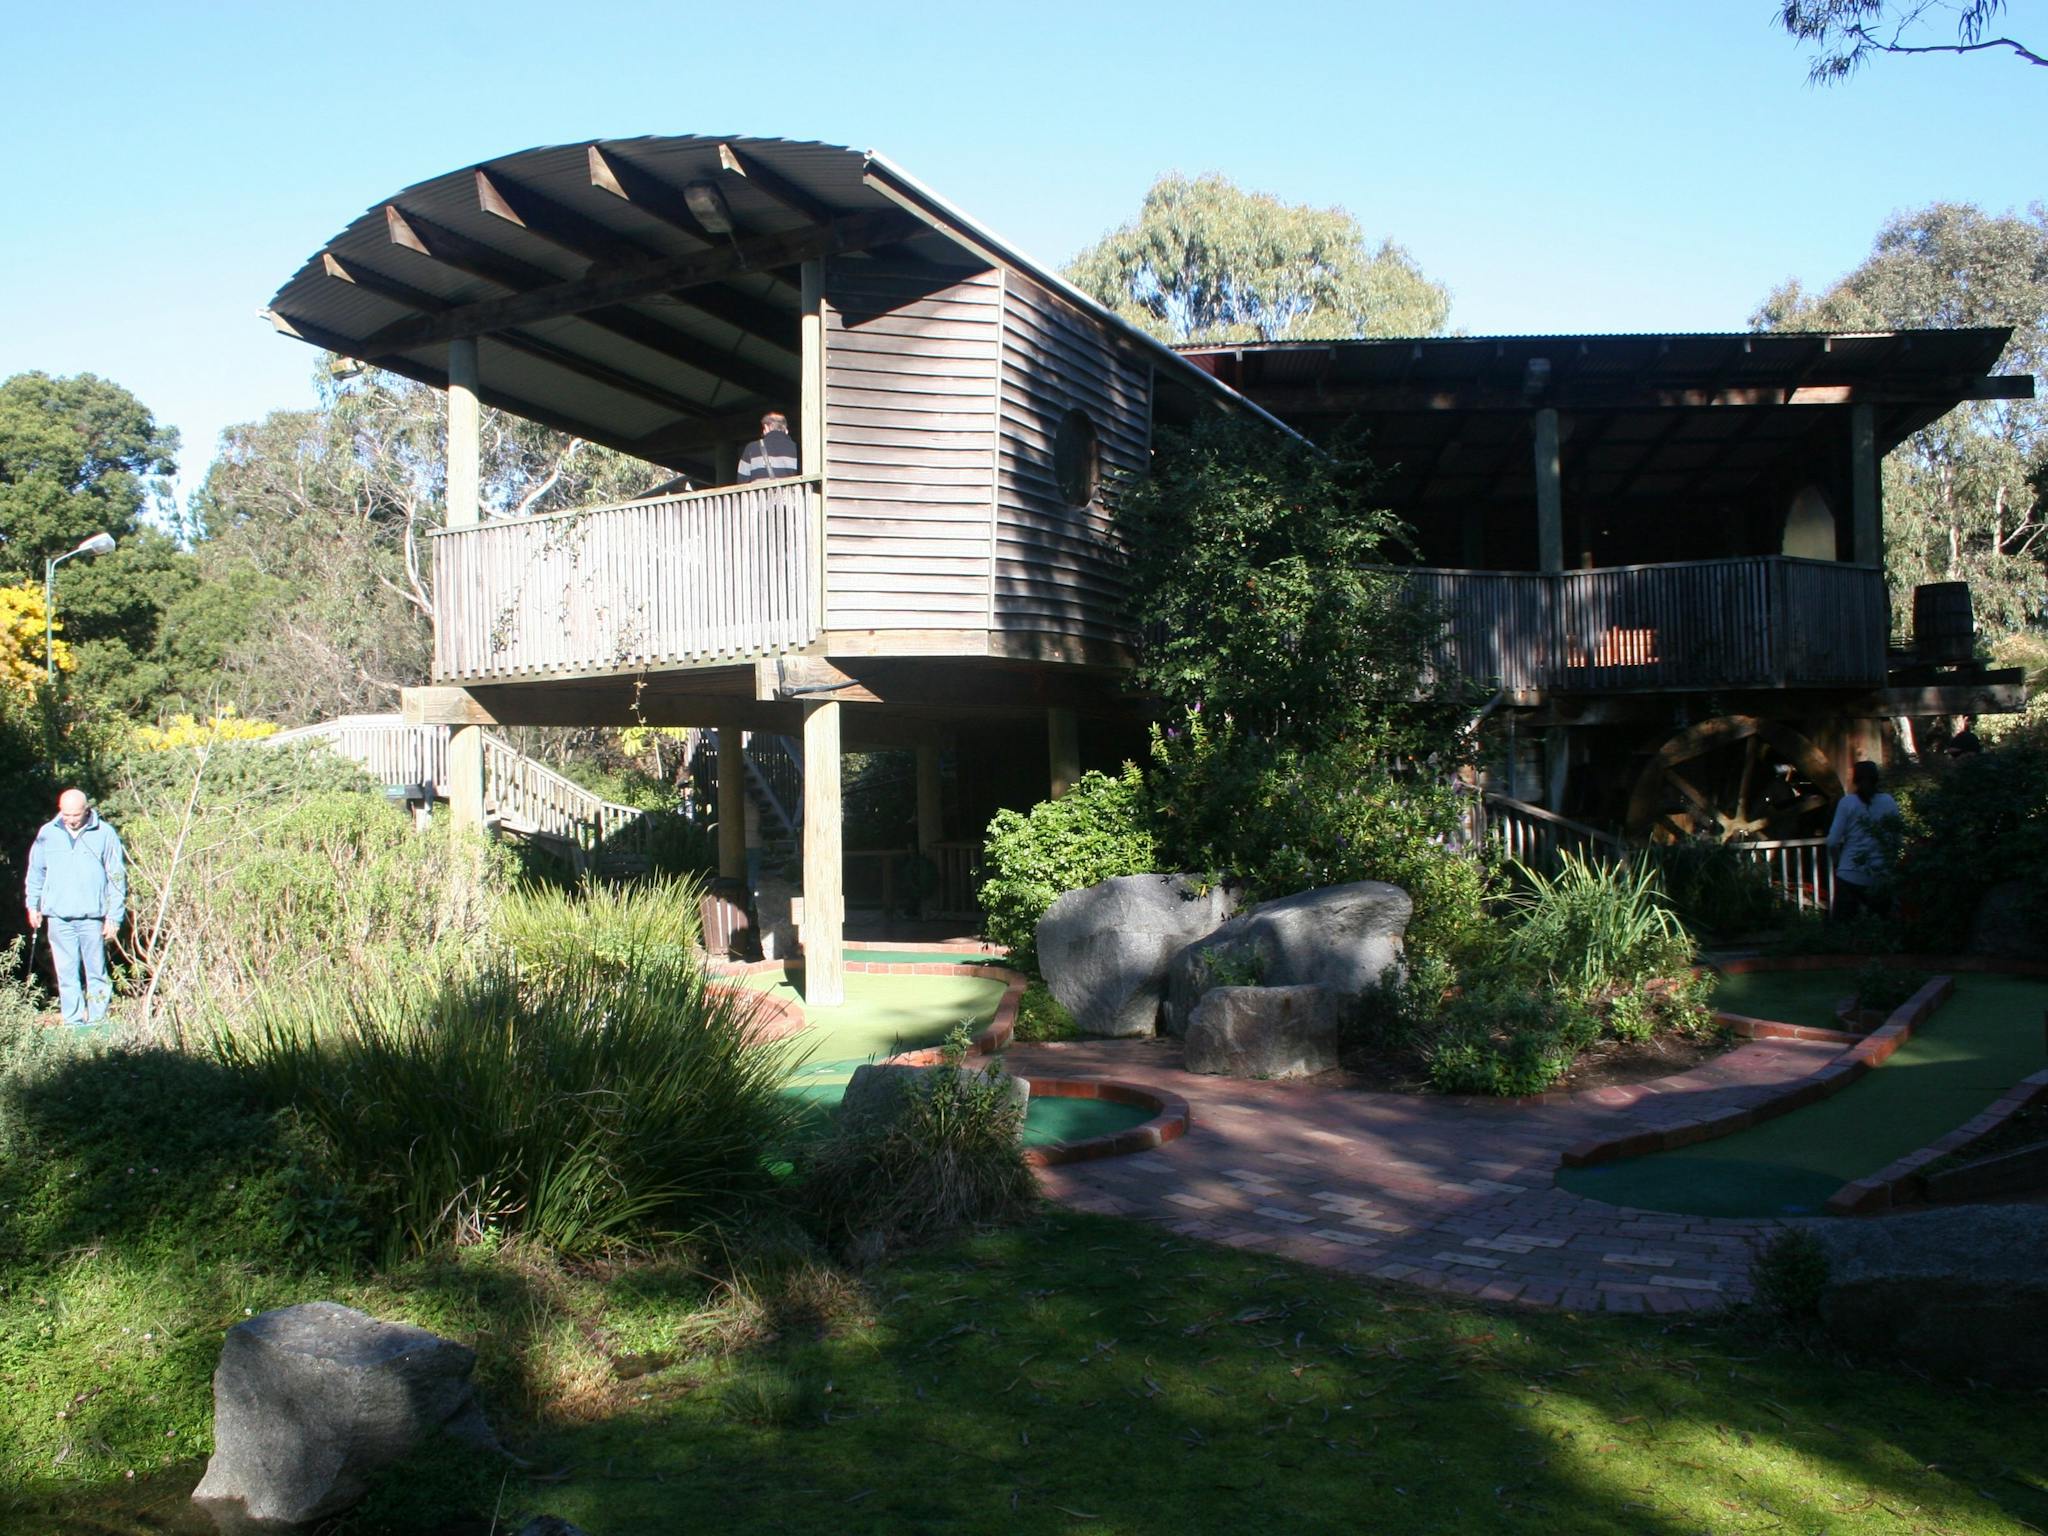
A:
[1008,1036,1842,1313]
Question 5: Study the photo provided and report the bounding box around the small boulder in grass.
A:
[193,1302,499,1529]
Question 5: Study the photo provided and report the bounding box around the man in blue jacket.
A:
[25,788,127,1029]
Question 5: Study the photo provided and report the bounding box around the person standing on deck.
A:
[737,411,800,483]
[1826,760,1899,924]
[24,788,127,1028]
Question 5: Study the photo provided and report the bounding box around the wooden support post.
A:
[801,699,845,1006]
[1544,729,1571,816]
[800,258,826,629]
[444,337,486,833]
[1850,403,1881,568]
[716,719,747,881]
[1533,408,1564,574]
[916,739,942,855]
[1047,708,1080,800]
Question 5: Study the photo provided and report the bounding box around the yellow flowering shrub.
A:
[130,708,280,751]
[0,583,72,696]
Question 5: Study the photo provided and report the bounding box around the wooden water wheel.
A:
[1625,715,1841,843]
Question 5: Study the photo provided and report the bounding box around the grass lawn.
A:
[1562,975,2048,1216]
[8,1208,2046,1535]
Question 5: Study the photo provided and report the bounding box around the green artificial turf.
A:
[1561,974,2048,1217]
[735,969,1012,1100]
[1018,1095,1153,1147]
[1711,968,1865,1031]
[843,948,1006,967]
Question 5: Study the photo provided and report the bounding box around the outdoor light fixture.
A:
[45,532,116,685]
[683,180,735,235]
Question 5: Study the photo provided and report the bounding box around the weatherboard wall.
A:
[820,256,1000,633]
[994,271,1149,645]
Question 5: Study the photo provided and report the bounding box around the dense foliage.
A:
[1065,172,1450,343]
[978,765,1160,967]
[1895,734,2048,947]
[222,955,800,1260]
[1117,415,1469,752]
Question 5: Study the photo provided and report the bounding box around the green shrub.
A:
[1852,962,1929,1014]
[1895,739,2048,948]
[1347,951,1457,1055]
[496,874,706,988]
[1652,839,1785,936]
[1604,985,1655,1042]
[800,1065,1036,1253]
[1424,988,1597,1097]
[1148,712,1496,967]
[1012,982,1080,1043]
[1503,851,1693,995]
[113,754,507,1038]
[220,955,800,1259]
[979,765,1160,968]
[1752,1228,1831,1325]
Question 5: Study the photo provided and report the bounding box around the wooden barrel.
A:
[1912,582,1975,663]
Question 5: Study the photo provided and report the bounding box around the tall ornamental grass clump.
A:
[221,955,800,1259]
[1502,851,1692,995]
[496,874,706,986]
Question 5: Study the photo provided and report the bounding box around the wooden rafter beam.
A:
[323,253,719,418]
[360,209,917,353]
[489,163,799,357]
[266,308,717,479]
[375,204,797,401]
[717,142,835,224]
[587,144,712,238]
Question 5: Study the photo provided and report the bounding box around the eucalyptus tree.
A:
[1065,172,1450,345]
[1779,0,2043,82]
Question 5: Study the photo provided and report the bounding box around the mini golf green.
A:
[843,948,1007,967]
[1712,967,1867,1031]
[742,966,1152,1149]
[1559,974,2048,1217]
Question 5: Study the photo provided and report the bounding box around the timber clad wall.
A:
[995,273,1149,643]
[822,257,1000,632]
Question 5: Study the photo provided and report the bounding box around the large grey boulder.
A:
[193,1302,496,1529]
[1184,985,1339,1078]
[1807,1205,2048,1387]
[838,1061,1029,1130]
[1165,881,1410,1037]
[1037,875,1238,1038]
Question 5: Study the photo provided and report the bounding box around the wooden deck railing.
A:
[1406,556,1887,695]
[431,478,822,682]
[268,715,448,789]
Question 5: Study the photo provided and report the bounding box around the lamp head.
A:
[683,181,735,236]
[77,533,116,557]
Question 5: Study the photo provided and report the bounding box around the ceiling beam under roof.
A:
[484,164,798,356]
[717,142,835,224]
[360,209,920,353]
[265,308,711,478]
[372,204,796,402]
[323,253,716,419]
[1242,377,2033,415]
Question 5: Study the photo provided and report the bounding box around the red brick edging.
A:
[1829,1067,2048,1213]
[1019,1078,1192,1168]
[1560,971,1955,1169]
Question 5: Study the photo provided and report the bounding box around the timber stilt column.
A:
[715,717,747,881]
[1544,729,1571,815]
[916,738,942,855]
[1047,708,1080,799]
[1533,407,1565,574]
[1850,403,1881,568]
[800,699,845,1006]
[444,337,486,832]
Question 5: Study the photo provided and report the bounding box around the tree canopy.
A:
[1754,202,2048,637]
[1065,173,1451,346]
[1779,1,2044,82]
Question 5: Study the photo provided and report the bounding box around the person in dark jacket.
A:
[24,788,127,1028]
[737,411,800,482]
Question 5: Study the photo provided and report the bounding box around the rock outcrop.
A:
[1183,985,1340,1078]
[1037,875,1237,1038]
[1165,881,1410,1037]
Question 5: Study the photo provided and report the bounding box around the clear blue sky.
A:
[0,0,2038,508]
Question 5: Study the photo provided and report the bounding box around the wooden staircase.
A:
[267,714,666,872]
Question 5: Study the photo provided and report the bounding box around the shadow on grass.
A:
[466,1211,2048,1536]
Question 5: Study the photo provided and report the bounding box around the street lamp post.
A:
[44,532,116,684]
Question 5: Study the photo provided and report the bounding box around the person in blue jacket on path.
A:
[24,788,127,1028]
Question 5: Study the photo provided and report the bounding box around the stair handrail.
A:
[478,731,658,852]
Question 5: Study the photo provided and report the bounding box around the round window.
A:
[1053,408,1099,508]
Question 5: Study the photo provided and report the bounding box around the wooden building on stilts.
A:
[264,135,2033,979]
[263,135,1288,1001]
